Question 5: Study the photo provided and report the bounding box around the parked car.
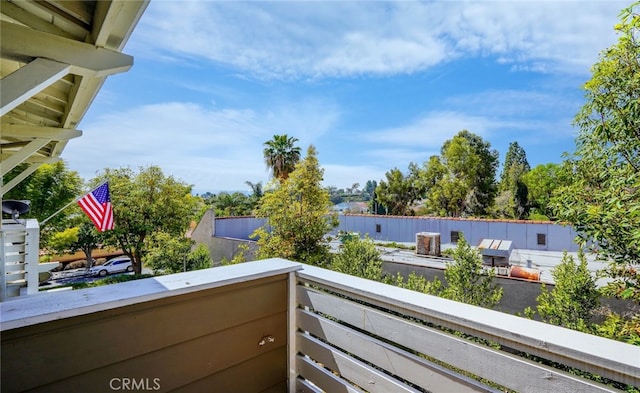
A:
[89,256,133,277]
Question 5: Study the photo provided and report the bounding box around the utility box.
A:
[416,232,441,257]
[477,238,513,267]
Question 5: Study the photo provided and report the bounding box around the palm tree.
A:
[263,134,301,182]
[245,180,263,200]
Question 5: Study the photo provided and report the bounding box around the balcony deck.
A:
[1,259,638,392]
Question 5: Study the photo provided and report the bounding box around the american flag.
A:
[78,182,114,231]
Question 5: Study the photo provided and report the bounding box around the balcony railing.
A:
[1,259,638,392]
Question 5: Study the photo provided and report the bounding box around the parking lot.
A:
[39,268,133,290]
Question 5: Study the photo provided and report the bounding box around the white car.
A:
[90,256,133,277]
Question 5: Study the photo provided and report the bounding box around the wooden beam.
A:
[1,20,133,77]
[0,138,52,176]
[0,159,58,197]
[0,58,71,116]
[1,124,82,140]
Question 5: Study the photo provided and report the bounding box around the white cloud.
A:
[365,111,492,148]
[321,164,385,189]
[64,100,341,192]
[132,1,624,79]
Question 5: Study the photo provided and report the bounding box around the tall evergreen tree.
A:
[497,141,530,218]
[499,141,530,189]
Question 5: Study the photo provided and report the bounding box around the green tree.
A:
[533,251,600,332]
[47,227,80,256]
[46,222,101,268]
[522,163,568,220]
[144,232,212,274]
[424,131,498,217]
[73,222,101,268]
[97,166,198,274]
[263,134,302,182]
[442,235,503,308]
[330,235,383,281]
[596,311,640,345]
[395,271,443,296]
[252,145,338,266]
[3,161,83,247]
[552,2,640,302]
[362,180,377,202]
[211,192,252,217]
[499,141,530,187]
[496,142,530,219]
[375,166,421,216]
[245,180,263,212]
[327,186,344,205]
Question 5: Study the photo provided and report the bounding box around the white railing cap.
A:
[0,258,301,331]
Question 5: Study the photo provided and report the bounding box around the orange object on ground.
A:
[510,265,541,281]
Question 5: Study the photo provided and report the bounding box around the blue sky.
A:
[64,1,628,195]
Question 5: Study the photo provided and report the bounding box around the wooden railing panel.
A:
[298,332,421,393]
[297,309,491,393]
[297,285,616,392]
[296,377,323,392]
[296,265,640,389]
[2,277,287,391]
[1,260,302,393]
[173,347,287,393]
[297,355,365,393]
[39,312,286,392]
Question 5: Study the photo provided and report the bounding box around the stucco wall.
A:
[191,210,259,263]
[207,214,580,252]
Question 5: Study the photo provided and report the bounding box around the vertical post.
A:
[25,219,39,295]
[0,226,6,301]
[287,270,298,392]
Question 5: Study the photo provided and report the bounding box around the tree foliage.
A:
[330,235,384,281]
[46,222,102,267]
[442,235,503,308]
[3,161,83,247]
[423,130,499,217]
[552,2,640,301]
[252,145,338,266]
[210,192,253,217]
[522,163,568,220]
[499,141,530,189]
[375,167,420,216]
[263,134,302,182]
[496,142,530,219]
[144,232,212,274]
[394,271,443,295]
[533,251,600,332]
[47,227,80,256]
[73,223,101,268]
[96,166,198,274]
